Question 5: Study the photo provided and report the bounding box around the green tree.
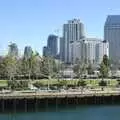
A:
[73,61,86,79]
[87,63,94,75]
[40,57,49,78]
[57,80,67,89]
[8,80,28,90]
[77,80,86,93]
[33,82,44,88]
[103,55,109,67]
[99,80,107,91]
[21,51,38,80]
[3,56,18,81]
[73,60,87,91]
[99,62,109,80]
[0,57,6,79]
[31,53,41,79]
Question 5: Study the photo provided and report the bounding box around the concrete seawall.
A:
[0,91,120,112]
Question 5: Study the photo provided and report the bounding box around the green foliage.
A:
[33,82,44,88]
[58,80,67,87]
[99,62,109,78]
[40,57,49,77]
[103,55,109,67]
[99,80,107,87]
[87,63,94,75]
[3,56,18,80]
[73,62,86,79]
[77,80,86,87]
[0,53,63,81]
[73,64,80,76]
[99,55,109,79]
[8,80,28,90]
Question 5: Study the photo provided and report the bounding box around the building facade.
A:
[70,40,82,64]
[104,15,120,63]
[70,38,102,64]
[85,38,101,64]
[8,43,18,58]
[43,46,49,57]
[47,34,58,58]
[24,46,33,60]
[96,40,109,64]
[63,19,85,63]
[60,37,65,61]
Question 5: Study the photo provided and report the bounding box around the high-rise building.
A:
[96,40,109,64]
[24,46,33,60]
[47,34,58,57]
[43,46,49,57]
[8,43,18,57]
[70,40,80,64]
[63,19,85,63]
[104,15,120,63]
[60,37,65,61]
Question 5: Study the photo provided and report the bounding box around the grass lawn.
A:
[32,79,118,87]
[0,80,8,87]
[0,79,118,88]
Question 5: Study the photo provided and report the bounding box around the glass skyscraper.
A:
[47,34,58,58]
[104,15,120,63]
[24,46,33,60]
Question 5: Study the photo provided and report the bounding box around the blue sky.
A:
[0,0,120,55]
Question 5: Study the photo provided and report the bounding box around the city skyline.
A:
[0,0,120,55]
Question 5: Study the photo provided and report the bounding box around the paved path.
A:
[0,89,120,99]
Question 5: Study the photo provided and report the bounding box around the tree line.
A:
[0,52,60,80]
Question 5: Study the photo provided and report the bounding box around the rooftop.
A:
[105,15,120,25]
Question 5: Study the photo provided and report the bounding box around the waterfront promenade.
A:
[1,89,120,99]
[0,89,120,112]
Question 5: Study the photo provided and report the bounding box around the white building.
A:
[70,40,82,63]
[85,38,101,64]
[70,38,102,64]
[96,40,109,64]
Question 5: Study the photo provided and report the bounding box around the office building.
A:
[63,19,85,63]
[43,46,49,57]
[60,37,65,61]
[47,34,58,57]
[104,15,120,63]
[8,43,18,58]
[24,46,33,60]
